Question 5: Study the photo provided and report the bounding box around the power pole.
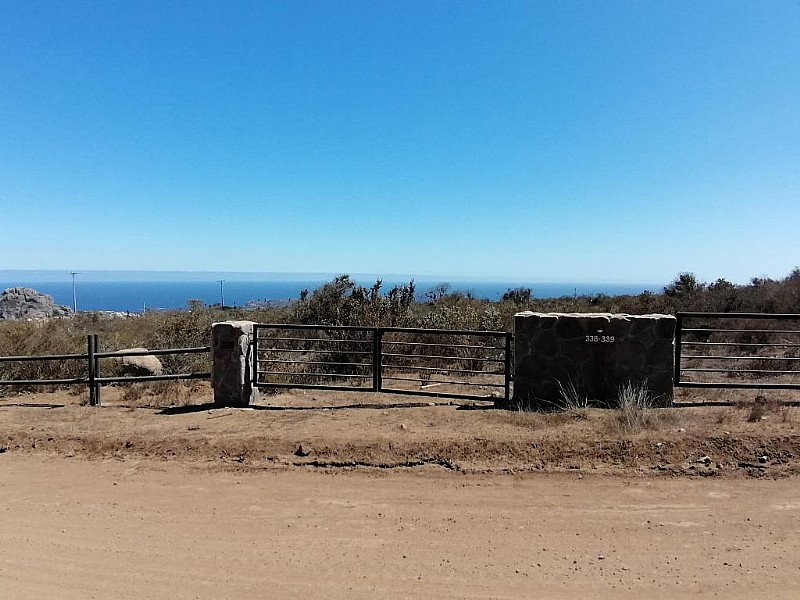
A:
[71,271,79,312]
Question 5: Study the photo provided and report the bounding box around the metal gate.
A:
[675,312,800,389]
[253,324,512,402]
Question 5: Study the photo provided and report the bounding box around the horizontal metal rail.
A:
[382,375,505,388]
[677,381,800,390]
[680,355,800,361]
[95,372,210,384]
[682,368,798,375]
[682,342,800,348]
[382,326,508,337]
[0,347,209,363]
[379,388,500,401]
[95,346,210,358]
[0,337,210,403]
[0,352,86,362]
[382,340,505,351]
[678,312,800,320]
[256,336,372,345]
[253,324,512,402]
[256,323,376,332]
[382,363,503,376]
[257,358,371,368]
[257,371,371,380]
[682,328,800,335]
[256,348,373,356]
[254,382,375,392]
[676,312,800,389]
[0,377,87,386]
[382,351,504,363]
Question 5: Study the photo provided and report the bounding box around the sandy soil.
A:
[2,387,800,598]
[2,455,800,599]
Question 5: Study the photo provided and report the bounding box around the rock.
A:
[115,348,163,376]
[0,287,72,320]
[697,456,712,465]
[758,455,769,464]
[294,443,312,457]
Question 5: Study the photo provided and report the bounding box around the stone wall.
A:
[512,312,675,410]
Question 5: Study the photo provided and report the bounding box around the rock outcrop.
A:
[0,287,73,320]
[114,349,164,377]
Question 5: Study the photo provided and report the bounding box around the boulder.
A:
[115,348,164,377]
[0,287,72,320]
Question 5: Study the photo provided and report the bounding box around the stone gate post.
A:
[211,321,258,407]
[512,312,676,410]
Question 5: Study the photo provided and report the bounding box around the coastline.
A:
[0,277,662,313]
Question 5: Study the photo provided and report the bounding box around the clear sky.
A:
[1,1,798,284]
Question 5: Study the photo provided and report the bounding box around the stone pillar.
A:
[512,312,675,410]
[211,321,258,407]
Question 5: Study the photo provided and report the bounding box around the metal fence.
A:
[253,324,512,402]
[0,334,210,405]
[675,312,800,389]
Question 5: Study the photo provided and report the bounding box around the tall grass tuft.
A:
[554,378,590,412]
[610,381,676,434]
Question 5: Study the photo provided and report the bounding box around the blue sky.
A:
[1,1,798,284]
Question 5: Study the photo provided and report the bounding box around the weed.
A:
[608,381,678,434]
[554,378,590,412]
[747,394,786,422]
[121,384,145,404]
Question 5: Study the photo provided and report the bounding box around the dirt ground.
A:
[2,455,800,599]
[2,386,800,598]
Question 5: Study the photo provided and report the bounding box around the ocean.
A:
[0,275,663,313]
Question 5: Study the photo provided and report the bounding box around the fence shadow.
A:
[157,400,494,415]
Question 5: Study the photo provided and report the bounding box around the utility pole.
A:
[71,271,79,312]
[218,279,225,308]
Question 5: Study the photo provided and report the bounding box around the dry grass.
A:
[604,381,682,434]
[114,380,207,408]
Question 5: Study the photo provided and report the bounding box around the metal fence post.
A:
[252,325,259,387]
[673,313,683,387]
[504,332,513,404]
[93,334,101,405]
[373,328,383,392]
[87,335,97,406]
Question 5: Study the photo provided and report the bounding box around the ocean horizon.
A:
[0,272,664,313]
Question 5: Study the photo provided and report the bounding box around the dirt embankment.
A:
[2,387,799,477]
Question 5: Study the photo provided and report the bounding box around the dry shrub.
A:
[118,381,196,407]
[607,382,680,434]
[120,383,146,404]
[714,407,738,425]
[747,394,789,422]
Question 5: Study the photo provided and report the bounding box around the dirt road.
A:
[2,456,799,599]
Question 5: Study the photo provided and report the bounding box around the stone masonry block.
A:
[511,312,675,410]
[212,321,258,407]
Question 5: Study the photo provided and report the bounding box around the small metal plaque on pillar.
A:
[512,312,675,410]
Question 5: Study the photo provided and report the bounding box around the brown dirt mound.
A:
[2,387,799,477]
